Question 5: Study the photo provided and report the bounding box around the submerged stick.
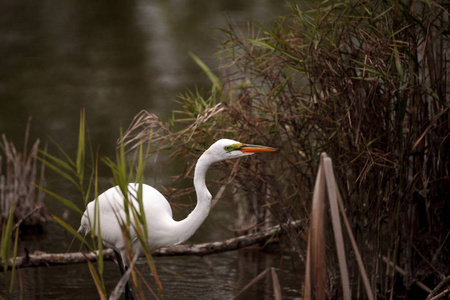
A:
[231,268,270,300]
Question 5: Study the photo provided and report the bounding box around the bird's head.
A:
[206,139,277,162]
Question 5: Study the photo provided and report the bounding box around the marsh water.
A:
[0,0,303,298]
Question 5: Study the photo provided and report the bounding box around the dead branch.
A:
[427,275,450,300]
[2,220,302,271]
[382,256,433,293]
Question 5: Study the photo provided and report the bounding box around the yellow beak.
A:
[238,144,278,153]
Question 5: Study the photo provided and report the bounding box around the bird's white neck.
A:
[174,152,213,244]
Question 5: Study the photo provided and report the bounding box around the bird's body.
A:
[79,183,179,254]
[78,139,276,299]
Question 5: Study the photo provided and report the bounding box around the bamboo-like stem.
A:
[304,154,327,299]
[323,157,351,300]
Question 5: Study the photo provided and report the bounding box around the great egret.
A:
[77,139,276,299]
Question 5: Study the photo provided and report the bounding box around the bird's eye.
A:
[224,146,232,153]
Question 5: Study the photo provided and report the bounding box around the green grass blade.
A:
[1,204,15,272]
[86,259,107,300]
[38,157,81,190]
[94,165,104,276]
[38,150,77,175]
[46,136,76,168]
[52,216,92,251]
[76,108,86,183]
[36,185,82,214]
[190,53,222,93]
[9,228,20,294]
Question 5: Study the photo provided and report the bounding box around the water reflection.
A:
[0,0,302,298]
[0,0,288,154]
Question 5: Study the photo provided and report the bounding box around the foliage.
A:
[0,120,45,298]
[39,109,92,214]
[123,0,449,297]
[40,110,163,299]
[0,120,45,225]
[0,204,20,296]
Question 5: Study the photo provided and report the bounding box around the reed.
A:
[231,267,282,300]
[0,120,45,297]
[305,153,373,299]
[0,120,47,295]
[122,0,449,297]
[39,109,107,296]
[103,134,164,299]
[0,203,20,296]
[0,119,45,225]
[40,111,163,299]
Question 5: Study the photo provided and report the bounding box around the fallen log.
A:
[2,220,302,271]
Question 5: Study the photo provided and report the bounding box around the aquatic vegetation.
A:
[0,121,45,298]
[0,120,45,226]
[123,0,449,297]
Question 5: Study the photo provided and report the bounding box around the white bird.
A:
[77,139,276,299]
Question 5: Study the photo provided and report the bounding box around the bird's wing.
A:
[81,183,175,250]
[127,183,173,219]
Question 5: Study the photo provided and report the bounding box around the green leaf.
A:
[37,185,82,214]
[39,150,77,175]
[39,158,81,191]
[86,259,107,300]
[9,228,20,294]
[45,136,76,168]
[76,108,86,183]
[190,53,222,94]
[52,216,92,251]
[1,204,15,272]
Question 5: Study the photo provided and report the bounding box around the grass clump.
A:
[0,120,45,226]
[41,110,163,299]
[0,120,45,297]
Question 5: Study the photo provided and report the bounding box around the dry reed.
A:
[0,120,45,225]
[121,0,449,297]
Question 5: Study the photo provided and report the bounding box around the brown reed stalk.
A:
[0,120,45,225]
[305,153,374,299]
[304,155,326,299]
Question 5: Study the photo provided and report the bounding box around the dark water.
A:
[9,249,303,299]
[0,0,303,298]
